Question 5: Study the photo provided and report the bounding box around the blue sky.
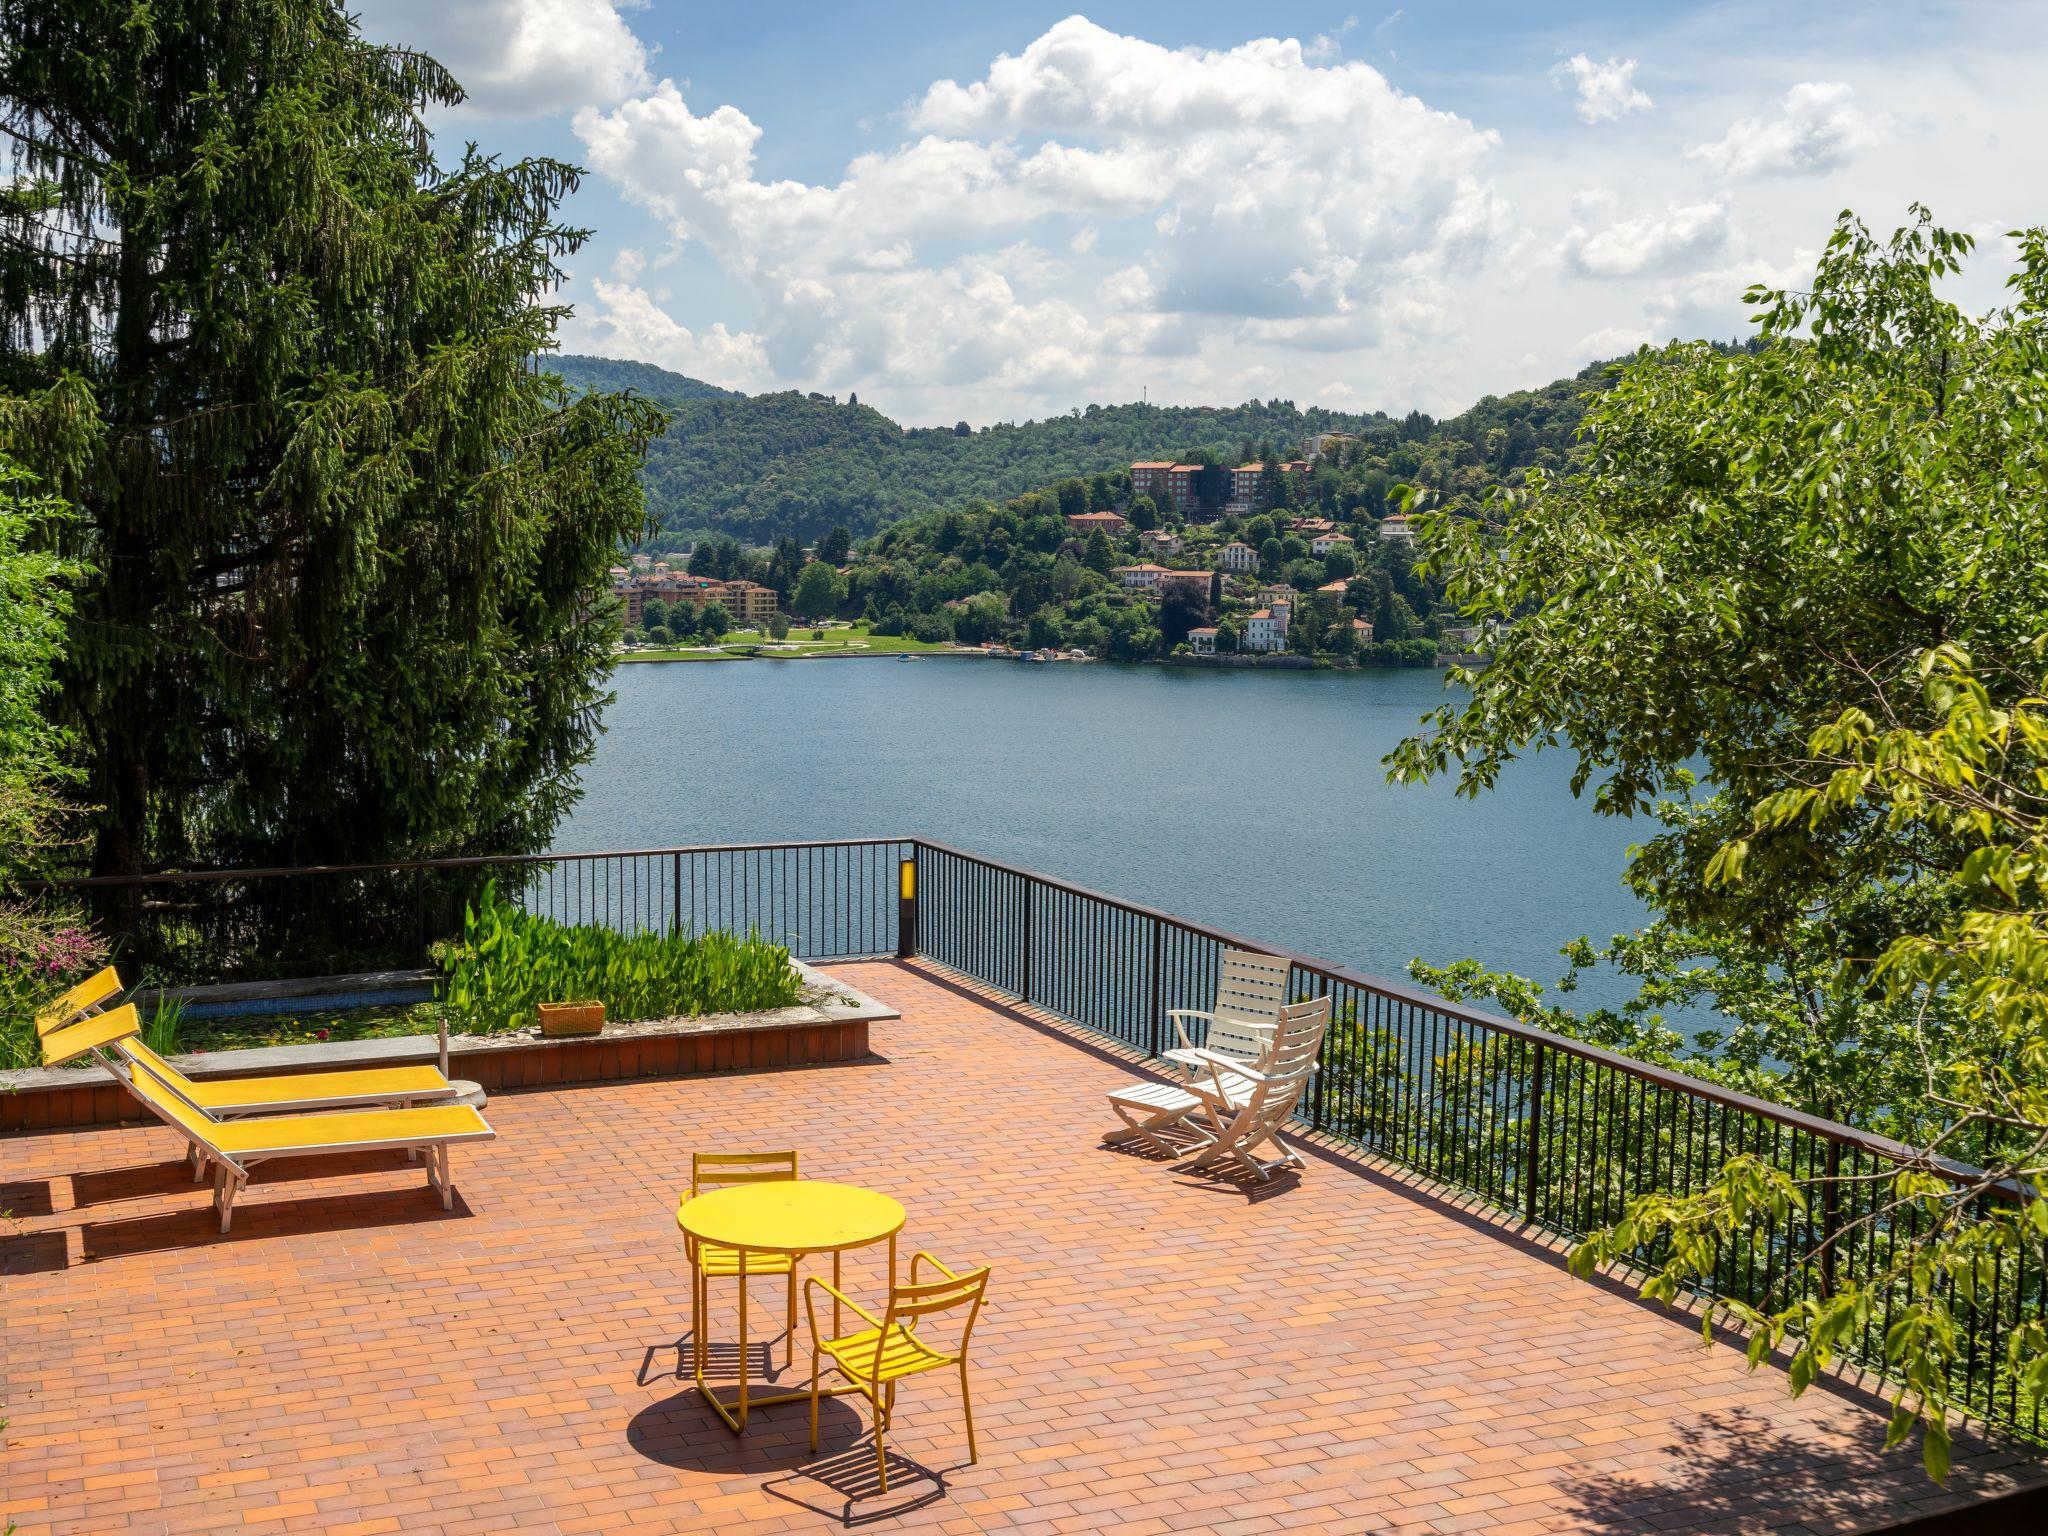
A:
[352,2,2047,425]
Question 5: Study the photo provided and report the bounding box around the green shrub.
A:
[142,997,186,1057]
[436,882,806,1033]
[0,910,108,1071]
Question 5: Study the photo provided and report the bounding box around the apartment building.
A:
[1129,462,1175,502]
[613,572,779,630]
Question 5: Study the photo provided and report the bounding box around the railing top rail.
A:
[26,830,1959,1177]
[907,838,1953,1174]
[20,837,914,890]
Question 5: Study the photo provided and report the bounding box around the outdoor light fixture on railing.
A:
[896,857,918,960]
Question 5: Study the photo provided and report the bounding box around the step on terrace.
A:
[5,959,2045,1536]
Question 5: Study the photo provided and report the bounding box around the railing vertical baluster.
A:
[1147,921,1164,1057]
[1524,1041,1546,1224]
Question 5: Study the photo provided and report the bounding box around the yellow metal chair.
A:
[805,1251,991,1492]
[684,1150,803,1370]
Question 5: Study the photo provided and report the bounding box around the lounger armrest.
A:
[1164,1008,1219,1050]
[1172,1046,1255,1073]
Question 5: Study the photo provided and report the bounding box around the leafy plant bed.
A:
[438,884,807,1031]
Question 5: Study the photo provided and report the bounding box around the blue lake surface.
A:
[561,657,1654,1012]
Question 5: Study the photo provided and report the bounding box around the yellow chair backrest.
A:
[690,1149,798,1196]
[35,966,123,1039]
[40,1003,143,1068]
[882,1253,991,1360]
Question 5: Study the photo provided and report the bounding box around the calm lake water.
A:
[561,658,1653,1012]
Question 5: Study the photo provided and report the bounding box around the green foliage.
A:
[142,997,186,1058]
[437,882,805,1033]
[0,2,668,900]
[790,560,844,620]
[0,456,82,882]
[0,916,106,1070]
[0,454,102,1067]
[1390,208,2048,1470]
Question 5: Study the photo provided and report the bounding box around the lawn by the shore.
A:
[619,623,976,663]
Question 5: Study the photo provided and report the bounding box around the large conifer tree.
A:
[0,2,663,901]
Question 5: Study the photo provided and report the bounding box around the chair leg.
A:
[217,1168,244,1234]
[785,1270,797,1369]
[960,1359,978,1465]
[808,1350,822,1452]
[191,1144,208,1183]
[694,1269,706,1377]
[874,1396,889,1494]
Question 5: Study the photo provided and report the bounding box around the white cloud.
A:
[351,0,649,116]
[1553,54,1654,124]
[574,277,773,388]
[573,17,1510,415]
[1306,14,1360,64]
[1689,82,1877,178]
[1562,202,1728,278]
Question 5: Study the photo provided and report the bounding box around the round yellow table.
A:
[676,1180,906,1433]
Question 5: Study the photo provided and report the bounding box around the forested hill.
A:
[549,352,1617,548]
[553,354,740,403]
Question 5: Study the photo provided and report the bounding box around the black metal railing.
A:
[24,835,2046,1439]
[910,839,2047,1442]
[32,839,913,983]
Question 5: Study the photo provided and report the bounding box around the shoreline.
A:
[615,644,1459,671]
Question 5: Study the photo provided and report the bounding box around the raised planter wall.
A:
[1,961,895,1134]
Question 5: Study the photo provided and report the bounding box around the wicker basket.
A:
[537,1000,606,1037]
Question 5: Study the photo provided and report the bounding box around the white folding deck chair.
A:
[1106,995,1328,1158]
[1161,948,1290,1082]
[1184,996,1332,1181]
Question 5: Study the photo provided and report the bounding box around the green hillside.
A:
[550,353,1620,548]
[552,353,739,404]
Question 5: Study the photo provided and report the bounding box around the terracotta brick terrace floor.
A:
[6,960,2048,1536]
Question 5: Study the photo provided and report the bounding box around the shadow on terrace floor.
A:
[1556,1406,2046,1532]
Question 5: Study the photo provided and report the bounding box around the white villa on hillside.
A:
[1112,563,1171,592]
[1217,540,1259,574]
[1245,599,1290,653]
[1139,528,1183,556]
[1378,515,1416,546]
[1188,626,1218,655]
[1310,531,1354,555]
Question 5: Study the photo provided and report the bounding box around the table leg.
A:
[833,1250,842,1336]
[888,1233,898,1295]
[737,1246,750,1430]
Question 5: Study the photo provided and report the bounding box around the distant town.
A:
[609,432,1483,667]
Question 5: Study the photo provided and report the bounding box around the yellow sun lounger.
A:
[113,1035,458,1118]
[43,1004,469,1181]
[121,1050,494,1232]
[35,965,123,1039]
